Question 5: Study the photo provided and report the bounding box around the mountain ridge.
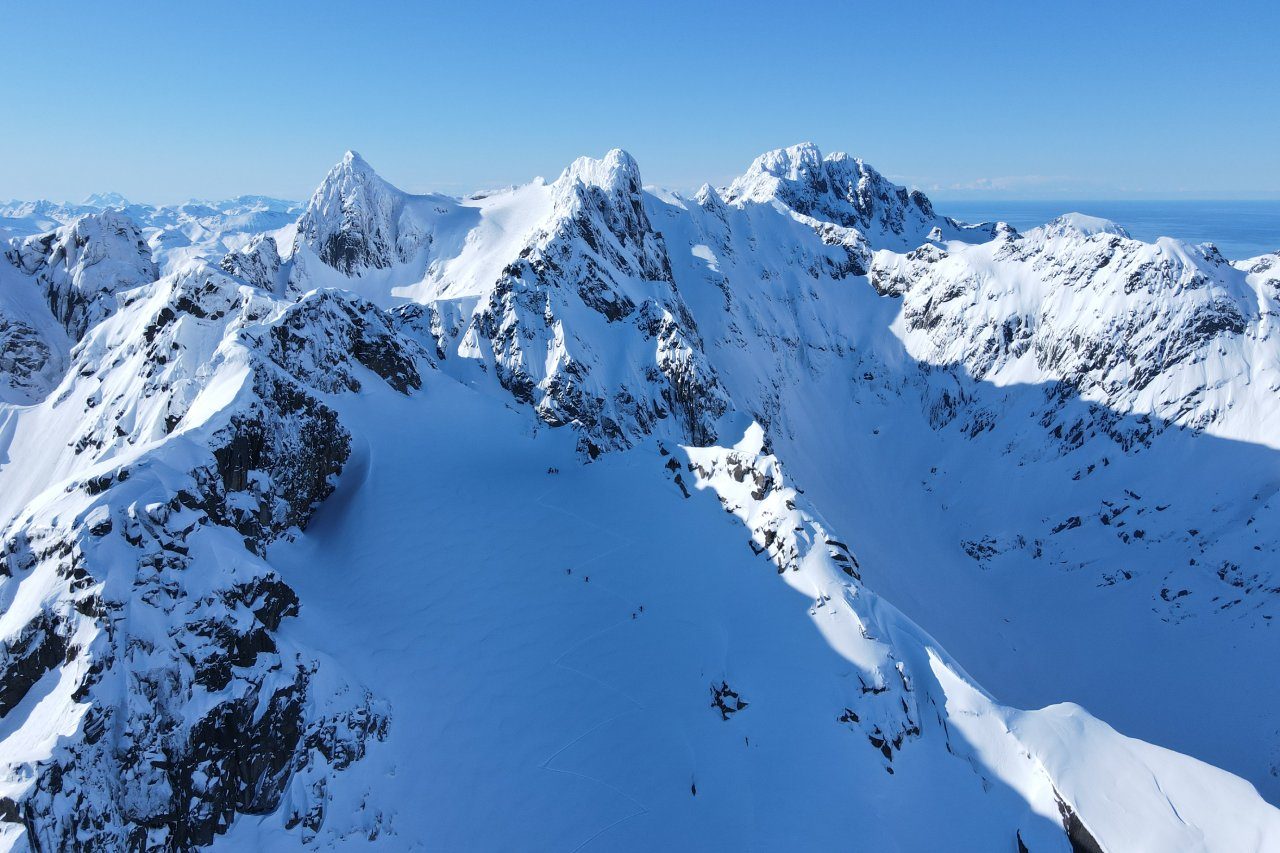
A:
[0,144,1276,851]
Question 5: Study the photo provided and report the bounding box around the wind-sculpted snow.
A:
[456,149,728,454]
[0,211,156,404]
[682,425,923,770]
[0,144,1278,850]
[654,154,1280,801]
[680,422,1277,852]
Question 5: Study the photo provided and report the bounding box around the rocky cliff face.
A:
[459,150,729,455]
[0,211,159,404]
[220,234,282,294]
[0,257,426,848]
[0,313,57,405]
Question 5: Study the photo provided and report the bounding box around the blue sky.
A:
[4,0,1277,203]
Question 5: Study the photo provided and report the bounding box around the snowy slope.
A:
[0,145,1277,851]
[662,184,1280,800]
[641,151,1280,803]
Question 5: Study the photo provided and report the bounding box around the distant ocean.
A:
[938,200,1280,260]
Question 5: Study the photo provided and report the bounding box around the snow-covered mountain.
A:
[0,144,1277,851]
[0,194,303,279]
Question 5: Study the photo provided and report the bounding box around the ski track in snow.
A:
[532,487,710,852]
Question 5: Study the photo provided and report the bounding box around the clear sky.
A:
[4,0,1277,203]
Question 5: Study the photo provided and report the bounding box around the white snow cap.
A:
[725,142,827,201]
[556,148,642,193]
[81,191,130,208]
[745,141,826,181]
[723,142,893,212]
[303,150,387,208]
[338,149,376,173]
[694,182,725,208]
[1041,212,1131,239]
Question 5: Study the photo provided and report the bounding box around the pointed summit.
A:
[315,150,383,192]
[694,183,725,210]
[295,151,408,275]
[340,149,376,172]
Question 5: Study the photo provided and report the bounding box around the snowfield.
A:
[0,143,1277,851]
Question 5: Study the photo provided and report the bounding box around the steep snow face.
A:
[440,147,728,455]
[219,234,283,293]
[122,150,1280,799]
[877,220,1279,445]
[219,400,1279,853]
[0,212,159,404]
[552,149,655,253]
[292,151,441,277]
[2,146,1280,850]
